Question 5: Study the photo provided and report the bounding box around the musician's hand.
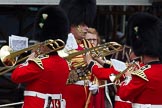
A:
[125,63,139,77]
[124,70,132,77]
[84,52,93,64]
[123,76,132,85]
[89,82,99,94]
[91,53,99,60]
[109,73,116,82]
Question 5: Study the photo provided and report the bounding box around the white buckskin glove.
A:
[89,82,99,94]
[123,76,132,85]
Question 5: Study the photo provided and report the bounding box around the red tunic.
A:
[114,92,132,108]
[12,55,69,108]
[62,39,93,108]
[119,63,162,104]
[91,65,118,81]
[91,65,132,108]
[90,87,105,108]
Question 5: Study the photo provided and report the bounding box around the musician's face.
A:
[85,33,98,47]
[71,24,88,40]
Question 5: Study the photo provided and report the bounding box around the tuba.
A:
[0,39,65,75]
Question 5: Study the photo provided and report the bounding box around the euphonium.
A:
[0,39,65,75]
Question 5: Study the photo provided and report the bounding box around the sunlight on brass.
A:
[0,39,65,75]
[61,41,125,84]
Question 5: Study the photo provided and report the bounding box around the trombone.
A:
[0,39,65,75]
[59,41,124,84]
[62,41,123,61]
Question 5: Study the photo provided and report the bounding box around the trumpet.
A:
[0,39,65,75]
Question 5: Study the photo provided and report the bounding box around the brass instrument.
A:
[0,39,65,75]
[60,42,124,84]
[110,61,140,84]
[63,42,123,61]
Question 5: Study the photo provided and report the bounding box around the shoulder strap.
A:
[131,65,151,81]
[28,55,49,70]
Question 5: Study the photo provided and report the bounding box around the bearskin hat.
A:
[59,0,96,27]
[126,12,162,57]
[33,6,70,42]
